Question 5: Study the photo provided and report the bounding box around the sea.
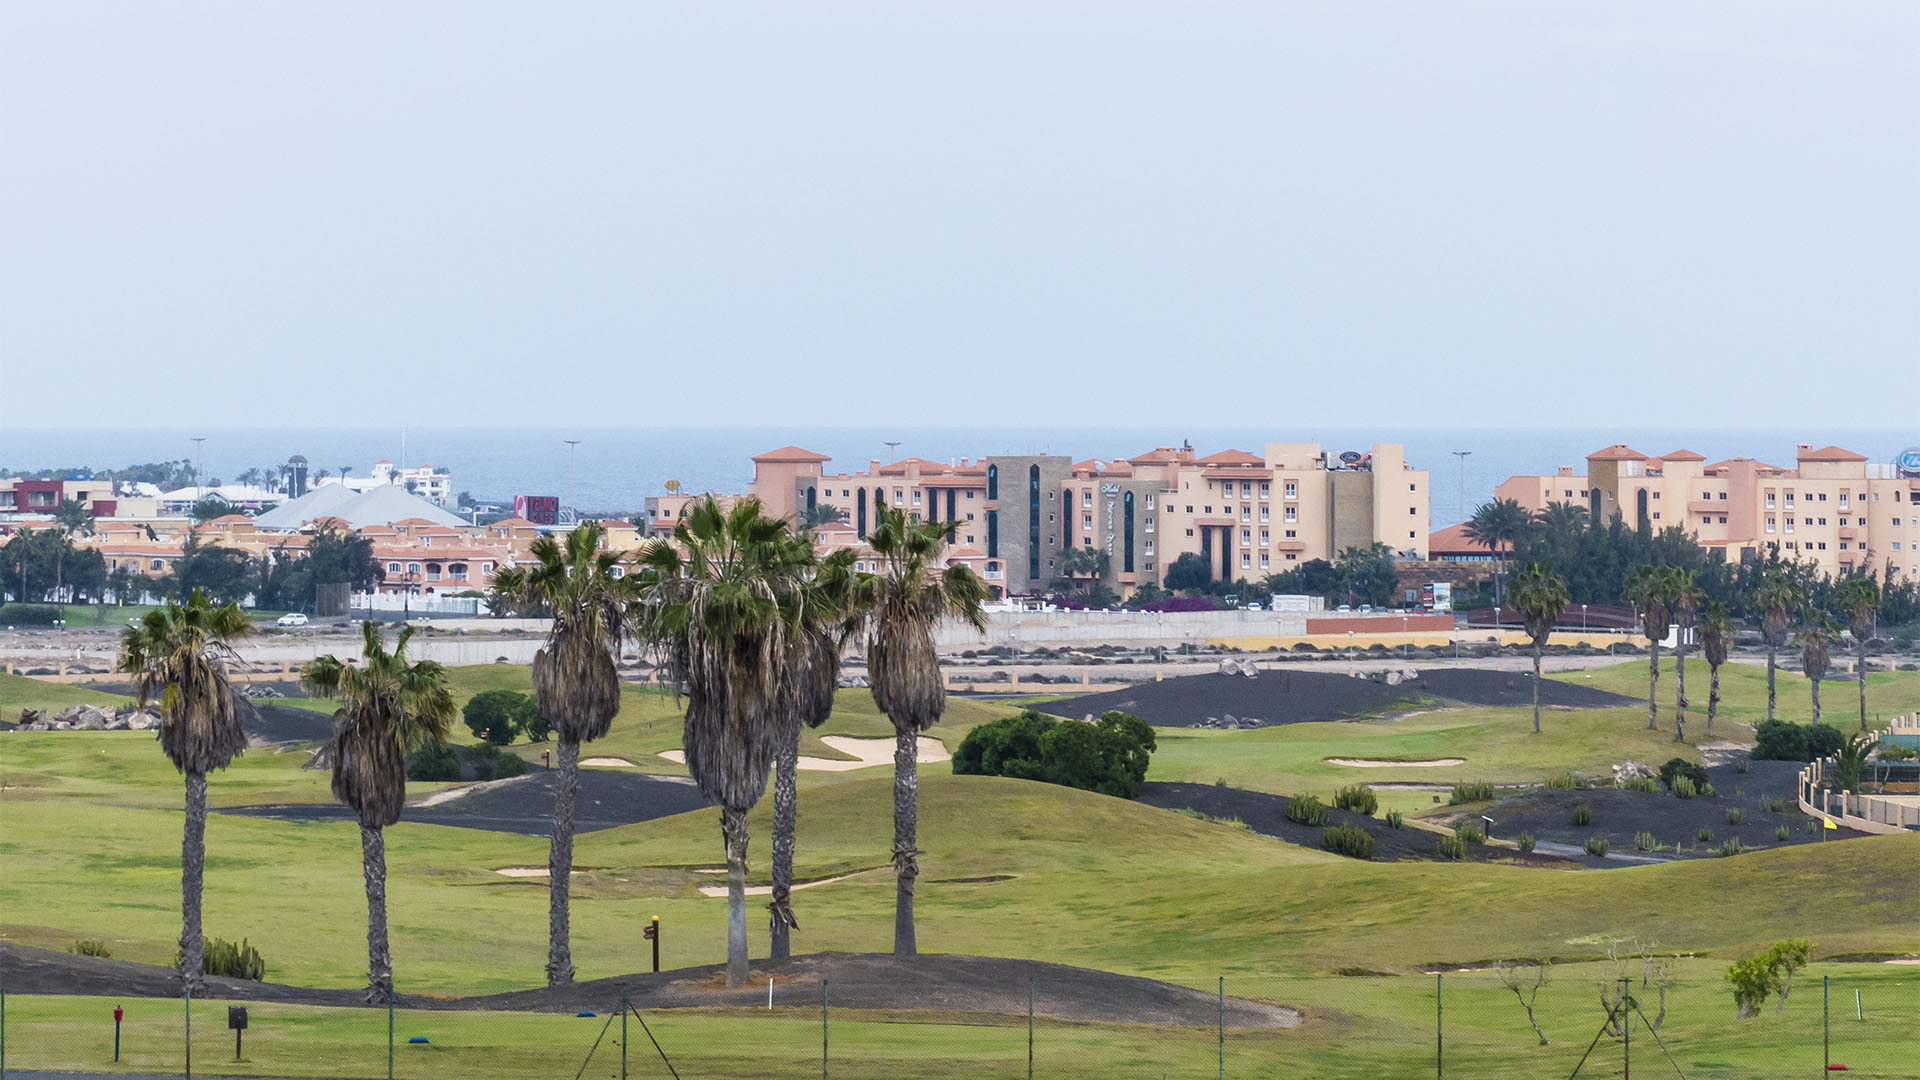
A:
[2,426,1913,529]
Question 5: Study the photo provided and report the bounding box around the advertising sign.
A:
[514,495,560,525]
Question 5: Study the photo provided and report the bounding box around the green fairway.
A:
[0,672,135,714]
[1553,659,1920,731]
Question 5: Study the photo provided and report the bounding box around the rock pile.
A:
[1194,713,1266,730]
[14,704,160,731]
[237,684,284,699]
[1217,659,1260,677]
[1611,761,1656,784]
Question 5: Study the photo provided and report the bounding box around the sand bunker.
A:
[1327,757,1465,768]
[659,736,950,773]
[581,757,636,767]
[493,867,582,878]
[411,773,536,808]
[696,869,875,898]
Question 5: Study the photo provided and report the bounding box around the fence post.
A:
[821,979,829,1080]
[1217,976,1224,1080]
[184,981,192,1080]
[388,987,395,1080]
[1435,972,1442,1080]
[621,988,629,1080]
[1027,978,1034,1080]
[1823,976,1829,1072]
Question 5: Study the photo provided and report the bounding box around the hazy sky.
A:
[4,2,1914,429]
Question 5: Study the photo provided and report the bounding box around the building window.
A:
[1259,506,1269,523]
[388,562,403,573]
[1284,482,1297,499]
[1285,553,1297,561]
[987,464,998,500]
[987,510,998,557]
[1766,518,1776,533]
[1083,514,1092,528]
[1029,466,1042,582]
[1285,529,1296,538]
[1260,553,1270,568]
[1409,506,1417,515]
[1084,491,1093,507]
[1123,492,1135,573]
[1260,482,1269,498]
[1284,507,1297,523]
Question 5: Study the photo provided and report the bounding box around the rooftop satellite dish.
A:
[1338,450,1363,465]
[664,479,681,493]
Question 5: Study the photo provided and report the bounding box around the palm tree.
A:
[861,504,990,958]
[1832,575,1881,731]
[116,590,254,994]
[1753,570,1800,722]
[1667,569,1704,743]
[301,622,456,1002]
[769,547,862,963]
[1697,602,1732,740]
[1508,562,1568,734]
[1463,498,1533,604]
[1625,565,1675,731]
[1799,614,1838,723]
[486,522,635,985]
[632,497,805,986]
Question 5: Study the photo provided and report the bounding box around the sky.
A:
[3,2,1915,429]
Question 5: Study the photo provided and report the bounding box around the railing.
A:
[1797,733,1920,834]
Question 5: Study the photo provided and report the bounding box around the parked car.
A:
[1337,604,1352,613]
[276,612,309,627]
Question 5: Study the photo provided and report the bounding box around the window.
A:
[1284,482,1297,499]
[1285,529,1296,538]
[1719,492,1728,500]
[1818,518,1828,526]
[1652,491,1661,500]
[1241,529,1251,543]
[1259,506,1269,522]
[1083,491,1092,507]
[1261,553,1270,568]
[1652,512,1662,520]
[1260,529,1270,544]
[388,562,403,573]
[1818,493,1827,501]
[1409,531,1417,539]
[1241,482,1252,497]
[1409,506,1417,515]
[1284,507,1297,523]
[1260,482,1269,498]
[1083,514,1092,528]
[1840,542,1850,550]
[1285,553,1298,561]
[1204,506,1213,515]
[1766,492,1776,508]
[152,559,166,571]
[911,490,921,504]
[1240,553,1251,568]
[1145,494,1155,510]
[1240,506,1251,522]
[1839,517,1849,526]
[1185,506,1193,514]
[1185,528,1195,537]
[894,489,904,506]
[1818,542,1827,550]
[1146,540,1155,554]
[1766,518,1777,533]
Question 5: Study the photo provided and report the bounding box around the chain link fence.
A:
[3,968,1915,1079]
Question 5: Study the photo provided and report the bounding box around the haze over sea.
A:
[2,426,1912,529]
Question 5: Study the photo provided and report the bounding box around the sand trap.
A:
[582,757,636,767]
[1884,958,1920,965]
[696,869,875,898]
[493,867,582,878]
[1327,757,1465,768]
[659,736,950,773]
[411,773,535,808]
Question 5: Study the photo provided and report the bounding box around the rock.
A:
[1385,671,1404,686]
[19,708,43,725]
[1611,761,1657,783]
[124,710,160,731]
[55,704,118,730]
[1218,659,1236,676]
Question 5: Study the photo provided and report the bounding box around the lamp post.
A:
[192,437,207,496]
[1451,450,1471,526]
[564,440,581,525]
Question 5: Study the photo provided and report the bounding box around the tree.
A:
[1495,960,1551,1045]
[861,503,989,958]
[1508,563,1569,734]
[1832,575,1880,731]
[1334,543,1400,608]
[116,590,254,994]
[1625,565,1675,731]
[167,534,256,604]
[1463,498,1532,603]
[802,502,844,528]
[189,498,235,524]
[1056,546,1110,598]
[632,497,806,986]
[1162,551,1211,593]
[1697,602,1732,739]
[1726,939,1812,1019]
[300,623,456,1001]
[1799,613,1838,724]
[485,522,635,985]
[1667,569,1703,742]
[1753,570,1800,722]
[56,497,97,537]
[463,689,538,746]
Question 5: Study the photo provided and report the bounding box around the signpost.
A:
[644,915,660,972]
[114,1006,123,1062]
[229,1006,248,1061]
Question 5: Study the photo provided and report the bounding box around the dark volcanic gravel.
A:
[246,703,338,744]
[0,944,1298,1027]
[1043,668,1638,728]
[221,769,713,835]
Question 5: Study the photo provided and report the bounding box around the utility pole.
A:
[192,437,207,495]
[564,440,581,524]
[1451,450,1471,526]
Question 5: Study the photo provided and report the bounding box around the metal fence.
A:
[2,970,1915,1079]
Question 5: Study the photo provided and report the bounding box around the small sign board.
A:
[228,1006,248,1031]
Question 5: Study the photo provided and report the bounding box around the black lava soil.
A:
[221,769,713,835]
[1042,668,1637,728]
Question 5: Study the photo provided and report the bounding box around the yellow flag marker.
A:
[1823,816,1838,830]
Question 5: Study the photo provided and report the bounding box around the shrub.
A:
[1623,776,1661,794]
[1671,776,1697,799]
[1775,825,1791,841]
[189,937,265,981]
[1735,757,1751,774]
[1454,822,1485,845]
[1448,782,1495,805]
[1174,809,1250,830]
[1700,782,1716,798]
[953,710,1156,798]
[69,939,112,958]
[1716,837,1747,857]
[1332,785,1378,815]
[472,743,527,780]
[406,741,462,782]
[1659,757,1710,792]
[1543,770,1584,790]
[1285,793,1331,826]
[1753,720,1846,762]
[1384,810,1404,829]
[1322,824,1374,859]
[1698,827,1713,843]
[1571,802,1593,826]
[0,603,61,625]
[462,689,538,746]
[1436,834,1468,860]
[1726,807,1743,825]
[1584,836,1610,857]
[1516,831,1535,853]
[1760,797,1790,814]
[1633,831,1657,852]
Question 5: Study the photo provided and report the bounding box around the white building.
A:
[316,460,455,507]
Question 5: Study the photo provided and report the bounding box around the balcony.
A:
[1274,540,1307,552]
[1688,499,1718,515]
[1838,527,1859,541]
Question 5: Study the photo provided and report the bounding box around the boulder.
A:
[124,710,160,731]
[1384,671,1404,686]
[1611,761,1657,784]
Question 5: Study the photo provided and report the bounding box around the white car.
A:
[276,613,309,627]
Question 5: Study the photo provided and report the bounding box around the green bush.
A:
[1671,776,1697,799]
[472,743,527,780]
[1436,834,1468,860]
[1633,831,1657,852]
[1760,797,1790,814]
[1174,809,1250,831]
[1753,720,1846,762]
[1775,825,1791,841]
[462,690,538,746]
[1716,837,1747,857]
[0,603,62,625]
[69,939,112,958]
[406,741,461,782]
[1448,782,1495,805]
[1285,793,1331,826]
[953,710,1156,798]
[1584,836,1611,857]
[1659,757,1710,792]
[1698,827,1713,843]
[1735,756,1751,774]
[1571,802,1593,826]
[1454,822,1485,845]
[1322,824,1374,859]
[1544,770,1584,790]
[1332,785,1378,816]
[189,937,265,981]
[1726,807,1743,825]
[1384,810,1404,829]
[1516,831,1535,853]
[1623,776,1661,794]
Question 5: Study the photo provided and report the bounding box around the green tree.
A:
[1726,939,1811,1019]
[1335,543,1400,608]
[1667,569,1704,742]
[301,623,456,1001]
[189,498,235,524]
[1798,613,1838,724]
[1508,562,1569,734]
[1463,498,1532,604]
[1625,565,1676,732]
[116,590,254,994]
[1162,551,1211,593]
[861,503,989,958]
[632,497,806,986]
[1697,602,1732,739]
[167,534,256,604]
[485,522,636,985]
[462,689,538,746]
[56,497,97,537]
[1832,575,1880,731]
[1752,569,1801,722]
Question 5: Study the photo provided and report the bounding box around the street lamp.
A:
[1451,450,1471,525]
[564,440,581,524]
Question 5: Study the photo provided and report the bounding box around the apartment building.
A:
[746,441,1429,597]
[1496,443,1920,580]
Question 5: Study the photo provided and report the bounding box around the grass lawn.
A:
[1553,658,1920,732]
[0,672,135,714]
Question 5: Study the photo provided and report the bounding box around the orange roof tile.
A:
[1659,448,1705,462]
[751,445,832,463]
[1797,445,1867,462]
[1196,449,1264,466]
[1428,523,1493,553]
[1587,444,1648,461]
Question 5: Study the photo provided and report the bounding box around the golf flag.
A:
[1823,816,1838,830]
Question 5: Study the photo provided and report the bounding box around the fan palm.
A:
[1462,498,1533,604]
[1625,565,1675,731]
[1799,614,1838,724]
[1507,562,1568,734]
[1667,569,1704,742]
[1752,570,1800,722]
[486,522,636,985]
[116,589,254,994]
[769,547,863,963]
[861,504,990,958]
[301,622,456,1002]
[1832,575,1880,731]
[1697,602,1732,739]
[632,497,806,986]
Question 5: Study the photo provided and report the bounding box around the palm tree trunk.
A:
[892,726,920,959]
[769,730,800,963]
[722,805,750,986]
[1531,644,1542,734]
[1647,641,1661,730]
[1857,641,1868,730]
[361,824,392,1002]
[1707,665,1720,739]
[546,737,580,986]
[1766,647,1777,721]
[181,768,208,995]
[1674,641,1688,742]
